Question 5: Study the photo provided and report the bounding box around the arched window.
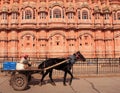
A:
[25,10,32,19]
[117,12,120,20]
[53,9,61,18]
[82,10,88,19]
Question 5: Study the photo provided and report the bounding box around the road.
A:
[0,73,120,93]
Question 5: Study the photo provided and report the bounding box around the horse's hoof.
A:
[39,82,43,86]
[63,83,67,86]
[51,82,56,86]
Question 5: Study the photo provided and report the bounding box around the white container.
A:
[16,63,24,70]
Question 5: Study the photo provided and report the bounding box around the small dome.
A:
[0,5,9,12]
[11,4,19,12]
[94,6,101,13]
[102,5,111,13]
[66,3,75,13]
[38,2,47,13]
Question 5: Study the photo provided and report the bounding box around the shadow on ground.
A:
[28,77,80,86]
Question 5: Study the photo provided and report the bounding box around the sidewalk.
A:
[0,75,120,93]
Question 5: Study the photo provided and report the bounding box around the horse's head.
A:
[75,51,86,61]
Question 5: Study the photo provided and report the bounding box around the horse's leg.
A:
[49,69,56,86]
[67,70,73,85]
[39,70,49,86]
[63,71,67,86]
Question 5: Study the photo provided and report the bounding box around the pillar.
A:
[95,30,105,58]
[105,30,114,58]
[0,31,8,57]
[8,30,18,57]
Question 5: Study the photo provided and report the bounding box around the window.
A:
[33,44,35,46]
[12,13,18,19]
[69,44,74,46]
[50,10,52,18]
[104,14,109,20]
[40,12,46,19]
[22,11,24,19]
[26,36,30,40]
[33,10,35,19]
[82,10,88,19]
[26,43,30,46]
[78,11,81,19]
[80,37,82,40]
[85,42,88,45]
[53,9,61,18]
[113,13,116,20]
[1,13,7,20]
[62,10,64,18]
[117,12,120,20]
[95,14,100,19]
[68,13,74,19]
[84,36,88,40]
[25,10,32,19]
[56,42,59,45]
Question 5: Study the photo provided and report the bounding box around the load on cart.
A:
[1,51,86,91]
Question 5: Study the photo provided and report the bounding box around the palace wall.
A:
[0,0,120,58]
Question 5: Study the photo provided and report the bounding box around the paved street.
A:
[0,73,120,93]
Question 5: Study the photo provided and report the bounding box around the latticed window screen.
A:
[25,10,32,19]
[82,10,88,19]
[12,13,18,19]
[53,9,61,18]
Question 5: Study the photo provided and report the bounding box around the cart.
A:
[1,67,42,91]
[1,59,68,91]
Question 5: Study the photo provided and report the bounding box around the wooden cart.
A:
[1,67,42,91]
[1,59,68,91]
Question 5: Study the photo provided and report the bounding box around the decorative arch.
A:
[21,33,35,39]
[21,1,36,9]
[78,33,93,39]
[48,32,66,39]
[50,6,64,18]
[49,2,64,8]
[21,7,35,19]
[77,2,91,10]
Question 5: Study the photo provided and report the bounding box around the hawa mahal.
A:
[0,0,120,58]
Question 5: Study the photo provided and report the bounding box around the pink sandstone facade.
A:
[0,0,120,58]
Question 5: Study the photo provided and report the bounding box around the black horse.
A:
[38,51,86,86]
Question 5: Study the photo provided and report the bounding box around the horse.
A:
[38,51,86,86]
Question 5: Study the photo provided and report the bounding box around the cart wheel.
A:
[11,74,28,91]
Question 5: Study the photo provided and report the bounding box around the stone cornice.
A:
[0,25,119,31]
